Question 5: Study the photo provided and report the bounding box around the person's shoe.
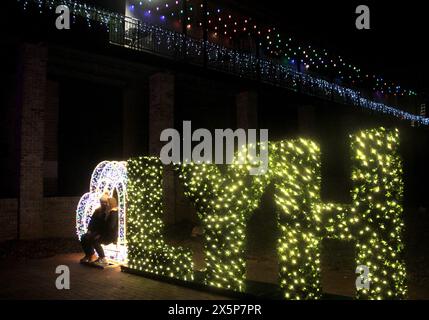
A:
[93,257,108,266]
[80,256,90,263]
[80,254,95,264]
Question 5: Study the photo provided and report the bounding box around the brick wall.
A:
[0,197,80,242]
[43,80,59,196]
[236,91,258,130]
[18,43,47,239]
[149,73,176,224]
[0,199,18,241]
[42,197,81,239]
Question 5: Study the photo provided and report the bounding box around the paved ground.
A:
[0,246,428,299]
[0,253,229,300]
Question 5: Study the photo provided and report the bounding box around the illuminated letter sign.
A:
[77,128,406,299]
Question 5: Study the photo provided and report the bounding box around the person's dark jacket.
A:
[88,208,105,235]
[88,208,118,245]
[102,210,119,244]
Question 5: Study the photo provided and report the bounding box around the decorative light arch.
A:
[76,161,128,263]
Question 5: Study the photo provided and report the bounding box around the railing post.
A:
[137,19,142,50]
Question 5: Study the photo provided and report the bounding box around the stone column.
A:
[18,44,47,239]
[43,80,59,196]
[298,104,316,138]
[236,91,258,130]
[123,83,148,159]
[149,73,176,224]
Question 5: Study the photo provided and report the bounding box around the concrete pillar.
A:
[18,44,47,239]
[43,80,59,196]
[338,112,354,201]
[149,73,175,224]
[236,91,258,130]
[123,84,147,159]
[298,104,316,138]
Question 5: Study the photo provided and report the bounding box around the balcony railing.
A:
[110,16,428,125]
[18,0,429,125]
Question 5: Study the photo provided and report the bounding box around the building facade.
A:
[0,0,428,243]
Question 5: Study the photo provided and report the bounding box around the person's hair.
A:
[100,192,109,202]
[108,197,118,211]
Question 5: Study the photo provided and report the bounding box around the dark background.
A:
[238,0,427,96]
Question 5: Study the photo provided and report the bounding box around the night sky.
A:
[235,0,427,98]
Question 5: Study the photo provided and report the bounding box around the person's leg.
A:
[81,233,95,256]
[80,233,96,262]
[93,239,105,259]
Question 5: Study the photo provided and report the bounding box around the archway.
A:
[76,161,128,263]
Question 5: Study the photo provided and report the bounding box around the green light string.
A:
[175,128,406,299]
[126,157,194,281]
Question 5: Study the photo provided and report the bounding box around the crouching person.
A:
[80,194,119,266]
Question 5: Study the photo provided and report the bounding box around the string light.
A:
[175,143,270,291]
[175,128,406,299]
[126,157,194,281]
[318,128,407,299]
[73,128,406,299]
